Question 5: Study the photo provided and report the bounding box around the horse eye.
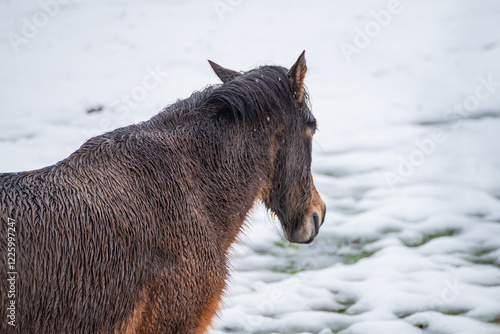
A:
[311,127,316,136]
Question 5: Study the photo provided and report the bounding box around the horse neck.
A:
[191,118,279,252]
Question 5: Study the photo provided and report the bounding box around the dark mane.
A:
[151,65,302,128]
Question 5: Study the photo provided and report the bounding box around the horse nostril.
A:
[321,205,326,226]
[311,212,320,234]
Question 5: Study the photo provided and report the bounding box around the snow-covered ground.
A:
[1,0,500,333]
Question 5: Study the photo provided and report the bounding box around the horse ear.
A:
[288,50,307,103]
[208,60,240,83]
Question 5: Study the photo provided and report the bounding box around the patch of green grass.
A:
[312,296,357,315]
[473,248,496,257]
[464,249,500,268]
[402,229,461,247]
[468,257,499,267]
[442,309,469,316]
[487,315,500,324]
[336,308,352,315]
[314,306,344,314]
[270,260,305,274]
[340,249,375,265]
[395,311,413,318]
[414,322,428,330]
[334,296,357,315]
[270,239,302,258]
[380,226,402,234]
[274,239,300,249]
[277,266,304,274]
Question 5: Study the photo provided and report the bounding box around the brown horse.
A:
[0,51,325,333]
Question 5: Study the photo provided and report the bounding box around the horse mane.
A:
[152,65,306,128]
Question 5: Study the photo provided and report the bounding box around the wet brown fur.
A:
[0,52,324,333]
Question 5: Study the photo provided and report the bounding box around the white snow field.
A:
[1,0,500,333]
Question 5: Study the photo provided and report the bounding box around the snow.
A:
[1,0,500,333]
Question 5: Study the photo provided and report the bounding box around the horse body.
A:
[0,52,325,333]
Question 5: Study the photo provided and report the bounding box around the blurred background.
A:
[1,1,500,333]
